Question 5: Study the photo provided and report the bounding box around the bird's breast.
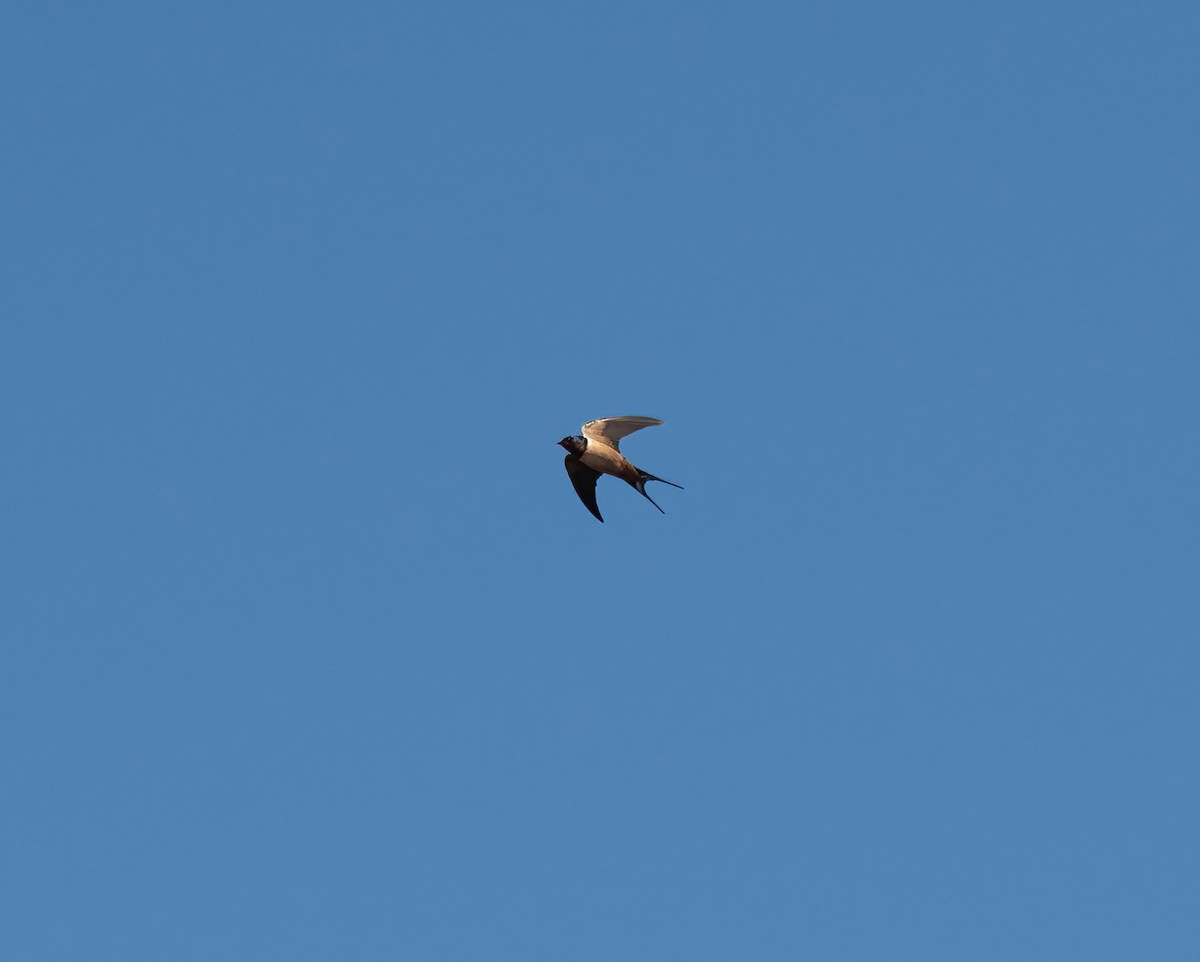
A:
[581,442,628,477]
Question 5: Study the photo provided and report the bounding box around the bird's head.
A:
[558,435,587,454]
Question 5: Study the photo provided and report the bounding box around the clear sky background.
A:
[3,2,1197,959]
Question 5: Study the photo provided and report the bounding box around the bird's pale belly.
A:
[581,444,629,477]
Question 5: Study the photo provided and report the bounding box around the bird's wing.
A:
[581,416,662,452]
[564,456,604,523]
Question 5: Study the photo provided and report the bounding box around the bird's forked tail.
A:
[631,469,684,514]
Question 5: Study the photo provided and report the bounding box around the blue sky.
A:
[3,2,1198,959]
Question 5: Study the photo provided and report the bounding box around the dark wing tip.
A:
[564,455,604,522]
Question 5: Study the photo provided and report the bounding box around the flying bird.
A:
[557,416,683,523]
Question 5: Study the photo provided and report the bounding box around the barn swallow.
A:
[557,416,683,523]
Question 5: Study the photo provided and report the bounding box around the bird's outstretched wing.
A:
[564,456,604,522]
[581,416,662,452]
